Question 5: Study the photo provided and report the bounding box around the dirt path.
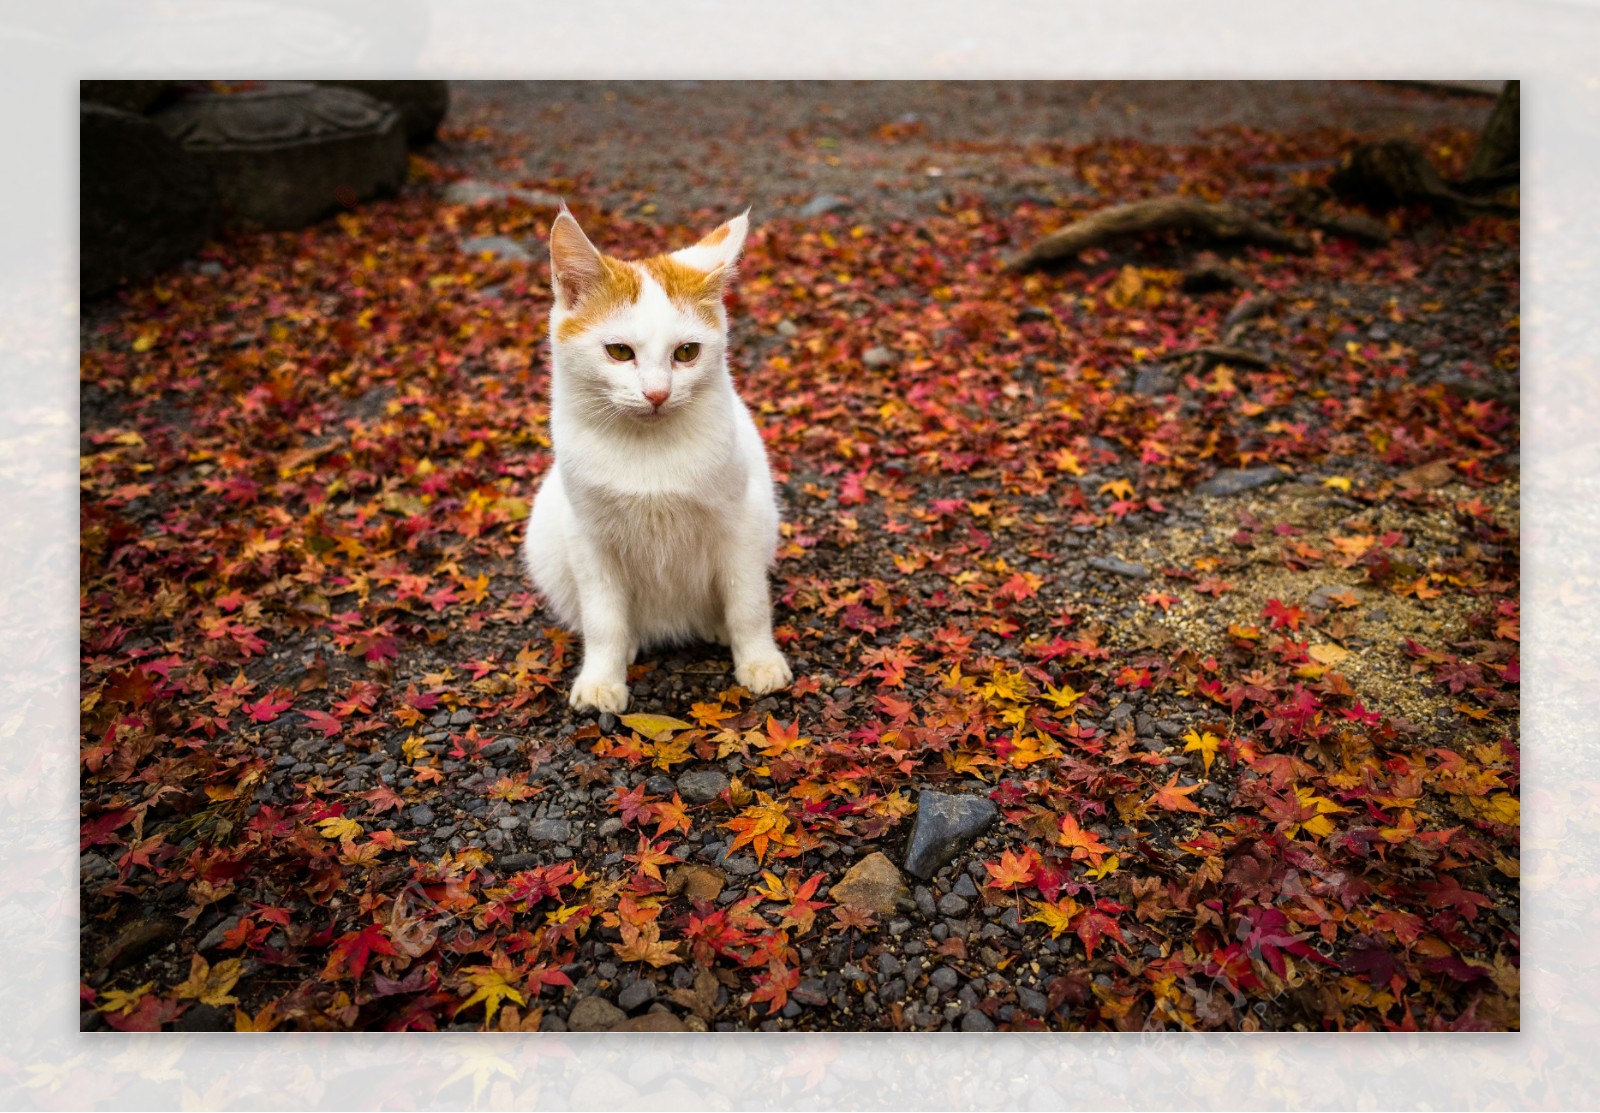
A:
[446,80,1496,223]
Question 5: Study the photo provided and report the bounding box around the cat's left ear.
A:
[673,209,750,279]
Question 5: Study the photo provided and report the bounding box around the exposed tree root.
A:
[1003,197,1309,273]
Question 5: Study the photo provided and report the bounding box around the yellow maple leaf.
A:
[1182,729,1221,775]
[613,920,682,967]
[1291,786,1350,839]
[1084,854,1121,881]
[456,966,525,1028]
[174,954,242,1007]
[1308,643,1351,665]
[1040,682,1085,712]
[97,981,155,1015]
[316,816,363,842]
[620,712,693,740]
[234,1002,280,1032]
[1024,897,1084,939]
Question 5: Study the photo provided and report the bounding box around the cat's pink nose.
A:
[644,388,671,409]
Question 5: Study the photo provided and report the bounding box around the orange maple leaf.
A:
[1056,813,1110,866]
[1147,772,1205,814]
[984,846,1040,890]
[650,793,692,838]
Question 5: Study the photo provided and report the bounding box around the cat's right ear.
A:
[549,206,605,311]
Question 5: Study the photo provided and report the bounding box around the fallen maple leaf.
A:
[174,954,242,1007]
[455,964,525,1028]
[1182,729,1221,775]
[1023,896,1083,939]
[1148,772,1205,814]
[985,846,1040,890]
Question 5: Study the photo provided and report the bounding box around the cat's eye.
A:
[673,342,700,363]
[604,343,634,362]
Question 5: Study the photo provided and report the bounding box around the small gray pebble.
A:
[676,769,729,804]
[617,979,658,1012]
[528,818,571,842]
[960,1010,996,1032]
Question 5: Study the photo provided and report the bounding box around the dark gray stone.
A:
[566,996,626,1032]
[798,193,851,217]
[676,769,729,804]
[1194,465,1288,497]
[408,804,435,826]
[460,235,532,262]
[719,853,760,877]
[153,82,406,231]
[952,874,979,899]
[197,914,241,952]
[478,737,518,759]
[929,967,960,992]
[80,104,217,298]
[937,893,970,917]
[617,978,658,1012]
[1308,583,1358,609]
[176,1004,233,1032]
[1087,556,1149,579]
[1131,365,1174,396]
[903,790,998,881]
[960,1009,996,1032]
[528,818,571,843]
[442,179,564,208]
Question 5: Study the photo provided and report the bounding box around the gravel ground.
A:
[444,79,1496,224]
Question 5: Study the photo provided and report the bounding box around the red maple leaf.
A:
[323,922,396,981]
[1148,772,1205,814]
[303,709,343,738]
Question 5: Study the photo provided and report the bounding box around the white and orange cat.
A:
[523,205,792,714]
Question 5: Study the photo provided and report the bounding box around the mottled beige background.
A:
[10,0,1595,1108]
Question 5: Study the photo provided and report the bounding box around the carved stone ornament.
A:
[152,82,407,230]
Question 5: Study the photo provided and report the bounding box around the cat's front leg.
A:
[569,566,632,714]
[720,548,791,697]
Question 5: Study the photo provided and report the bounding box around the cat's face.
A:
[547,208,748,422]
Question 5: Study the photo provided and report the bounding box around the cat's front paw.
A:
[734,652,792,696]
[569,676,630,714]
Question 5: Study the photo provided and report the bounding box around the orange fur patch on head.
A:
[554,255,642,342]
[639,255,725,329]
